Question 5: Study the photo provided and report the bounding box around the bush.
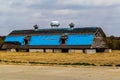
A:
[107,36,120,50]
[115,64,120,67]
[100,64,113,66]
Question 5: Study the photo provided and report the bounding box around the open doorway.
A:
[61,39,66,45]
[60,33,68,45]
[62,49,68,53]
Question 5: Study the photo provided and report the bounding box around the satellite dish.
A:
[50,21,60,28]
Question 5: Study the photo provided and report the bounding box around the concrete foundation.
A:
[54,49,62,53]
[105,49,112,53]
[29,49,44,53]
[84,49,96,54]
[69,49,75,53]
[7,49,16,52]
[75,49,83,53]
[69,49,83,53]
[45,49,53,53]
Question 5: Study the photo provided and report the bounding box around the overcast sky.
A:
[0,0,120,36]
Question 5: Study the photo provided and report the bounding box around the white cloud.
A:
[53,9,78,15]
[0,0,120,36]
[58,0,120,6]
[32,12,42,18]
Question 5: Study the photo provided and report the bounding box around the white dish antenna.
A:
[50,21,60,28]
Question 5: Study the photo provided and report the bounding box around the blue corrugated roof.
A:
[5,36,25,45]
[4,34,95,46]
[29,35,61,45]
[29,34,94,46]
[66,34,94,45]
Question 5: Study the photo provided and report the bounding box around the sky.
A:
[0,0,120,36]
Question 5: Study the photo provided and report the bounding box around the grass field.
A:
[0,50,120,66]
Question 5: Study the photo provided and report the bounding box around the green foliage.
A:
[107,36,120,50]
[100,64,113,66]
[0,36,5,44]
[115,64,120,67]
[29,62,96,66]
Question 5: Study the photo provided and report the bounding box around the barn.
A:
[2,23,109,53]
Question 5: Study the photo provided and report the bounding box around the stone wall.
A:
[69,49,83,53]
[29,49,44,53]
[45,49,53,53]
[53,49,62,53]
[84,49,96,54]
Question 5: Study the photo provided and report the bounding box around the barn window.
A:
[24,39,29,45]
[61,39,66,44]
[60,33,68,45]
[24,36,31,45]
[62,49,68,53]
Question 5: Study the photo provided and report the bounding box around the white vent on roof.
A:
[50,21,60,28]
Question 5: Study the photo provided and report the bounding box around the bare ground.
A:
[0,65,120,80]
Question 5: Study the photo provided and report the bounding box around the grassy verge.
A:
[0,50,120,66]
[0,59,96,66]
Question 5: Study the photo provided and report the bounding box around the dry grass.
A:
[0,50,120,66]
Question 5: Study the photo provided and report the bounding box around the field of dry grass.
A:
[0,50,120,66]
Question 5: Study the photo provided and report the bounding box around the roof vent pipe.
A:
[33,24,39,30]
[69,22,75,29]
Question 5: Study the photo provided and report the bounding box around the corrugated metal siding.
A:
[29,35,60,45]
[5,36,25,45]
[66,34,94,45]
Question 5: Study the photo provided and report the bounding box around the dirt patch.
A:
[0,64,120,80]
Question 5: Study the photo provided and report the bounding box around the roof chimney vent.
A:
[69,22,75,29]
[33,24,39,30]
